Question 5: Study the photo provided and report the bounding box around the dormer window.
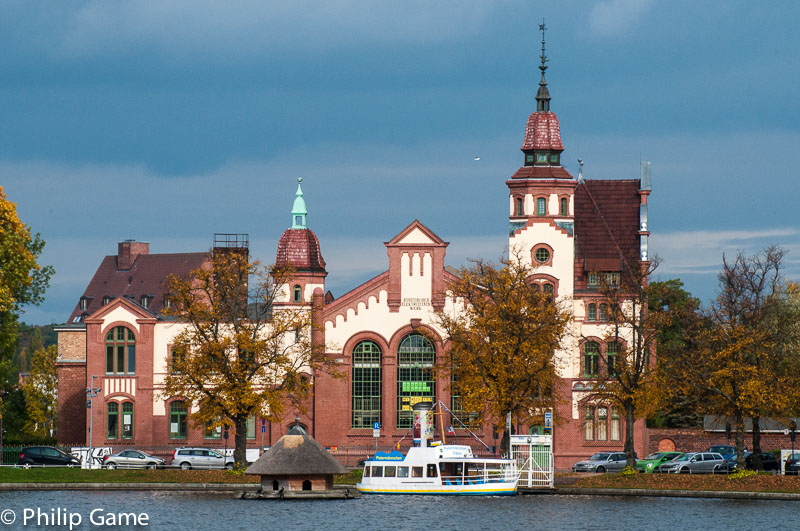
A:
[536,153,547,164]
[525,153,535,166]
[550,153,559,164]
[102,296,113,306]
[140,295,151,309]
[79,297,92,311]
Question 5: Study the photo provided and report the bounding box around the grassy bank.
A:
[570,472,800,494]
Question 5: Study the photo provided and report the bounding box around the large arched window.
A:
[397,334,435,429]
[107,402,119,439]
[169,401,188,439]
[105,326,135,375]
[352,340,382,429]
[584,341,600,377]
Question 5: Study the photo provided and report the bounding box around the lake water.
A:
[0,491,794,530]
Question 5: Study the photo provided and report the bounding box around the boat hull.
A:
[356,483,517,496]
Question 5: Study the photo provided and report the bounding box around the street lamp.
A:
[86,376,101,469]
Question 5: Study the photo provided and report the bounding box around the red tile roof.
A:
[574,179,642,273]
[67,252,209,323]
[275,228,326,272]
[510,166,574,180]
[521,111,564,151]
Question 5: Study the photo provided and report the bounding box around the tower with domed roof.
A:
[275,178,327,306]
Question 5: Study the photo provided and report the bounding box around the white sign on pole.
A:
[544,412,553,428]
[506,412,512,432]
[373,421,381,438]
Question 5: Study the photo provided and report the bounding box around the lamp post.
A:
[86,376,101,469]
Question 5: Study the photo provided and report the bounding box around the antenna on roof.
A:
[577,158,584,183]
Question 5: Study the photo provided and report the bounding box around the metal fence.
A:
[510,434,554,488]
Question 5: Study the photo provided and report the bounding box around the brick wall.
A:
[57,329,86,361]
[56,363,87,445]
[648,427,794,454]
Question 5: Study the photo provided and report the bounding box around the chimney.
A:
[117,240,149,271]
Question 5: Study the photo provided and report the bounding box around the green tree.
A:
[434,255,571,455]
[22,344,58,437]
[648,279,708,428]
[161,250,337,465]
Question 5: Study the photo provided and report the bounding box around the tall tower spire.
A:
[291,177,308,229]
[536,18,551,112]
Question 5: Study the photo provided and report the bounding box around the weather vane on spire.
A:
[535,17,551,112]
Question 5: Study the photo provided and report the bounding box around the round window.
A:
[534,248,550,263]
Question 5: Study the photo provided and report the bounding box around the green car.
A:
[635,452,683,473]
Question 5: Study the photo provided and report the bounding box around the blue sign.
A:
[544,412,552,428]
[373,421,381,430]
[261,425,266,433]
[371,450,405,462]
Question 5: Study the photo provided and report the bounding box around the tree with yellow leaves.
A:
[22,344,58,437]
[584,258,663,468]
[435,255,571,455]
[161,249,336,465]
[0,186,53,387]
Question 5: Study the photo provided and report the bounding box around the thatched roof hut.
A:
[246,425,345,492]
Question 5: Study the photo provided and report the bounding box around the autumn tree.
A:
[435,255,571,455]
[161,249,336,465]
[688,247,800,467]
[22,344,58,437]
[585,259,663,468]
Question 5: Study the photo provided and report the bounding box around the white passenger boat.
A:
[356,444,519,496]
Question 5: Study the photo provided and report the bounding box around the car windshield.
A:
[673,454,692,462]
[643,453,664,460]
[590,453,611,461]
[710,446,732,453]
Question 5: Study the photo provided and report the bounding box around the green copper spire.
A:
[291,177,307,229]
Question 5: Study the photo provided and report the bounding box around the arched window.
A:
[515,197,523,216]
[352,340,382,429]
[542,283,554,300]
[560,197,568,216]
[293,285,302,303]
[584,405,594,441]
[587,303,597,321]
[121,402,134,439]
[536,197,546,216]
[105,326,135,375]
[397,334,435,429]
[169,401,188,439]
[606,342,619,376]
[584,341,600,377]
[107,402,119,439]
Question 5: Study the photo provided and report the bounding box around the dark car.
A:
[708,445,738,460]
[714,452,779,473]
[784,452,800,475]
[18,446,81,467]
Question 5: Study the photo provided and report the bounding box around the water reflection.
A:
[0,491,795,530]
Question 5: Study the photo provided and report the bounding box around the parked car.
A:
[784,452,800,475]
[170,447,234,470]
[572,452,628,473]
[103,450,165,469]
[715,452,779,473]
[708,445,743,460]
[18,446,81,467]
[659,452,725,474]
[635,452,683,473]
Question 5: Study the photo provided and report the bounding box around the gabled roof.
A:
[385,219,448,247]
[67,252,208,323]
[574,179,641,272]
[245,429,345,476]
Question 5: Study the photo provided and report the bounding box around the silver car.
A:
[572,452,628,473]
[658,452,725,474]
[103,450,165,469]
[170,447,234,470]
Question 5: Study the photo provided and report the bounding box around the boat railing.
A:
[440,468,517,486]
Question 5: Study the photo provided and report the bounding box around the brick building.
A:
[56,37,651,469]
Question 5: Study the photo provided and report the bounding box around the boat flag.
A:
[447,425,455,436]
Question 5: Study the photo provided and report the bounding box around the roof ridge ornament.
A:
[536,18,551,112]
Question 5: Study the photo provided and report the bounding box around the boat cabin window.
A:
[398,466,409,478]
[426,464,438,478]
[363,465,370,477]
[372,466,383,477]
[384,466,396,477]
[412,466,423,478]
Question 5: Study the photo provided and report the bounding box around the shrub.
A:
[619,466,637,476]
[729,469,757,480]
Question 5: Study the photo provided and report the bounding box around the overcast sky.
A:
[3,0,799,324]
